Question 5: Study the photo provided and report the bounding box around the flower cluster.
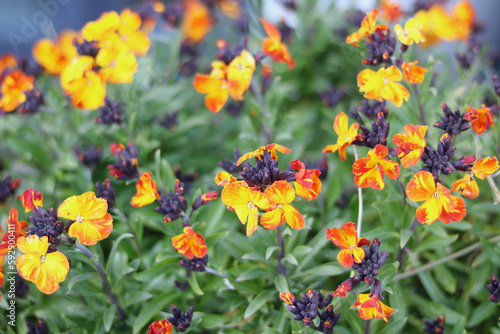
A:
[280,290,340,333]
[33,9,150,109]
[218,144,322,236]
[327,223,394,322]
[0,54,43,114]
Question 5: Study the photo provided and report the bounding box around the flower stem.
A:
[250,81,272,144]
[486,175,500,204]
[112,208,143,259]
[76,243,127,321]
[394,235,500,281]
[397,218,419,271]
[277,224,287,277]
[353,146,363,234]
[410,85,426,125]
[364,319,371,334]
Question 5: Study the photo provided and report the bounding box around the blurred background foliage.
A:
[1,0,500,333]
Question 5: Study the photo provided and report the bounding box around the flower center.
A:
[383,77,389,85]
[432,191,440,198]
[277,203,284,209]
[374,163,380,170]
[247,201,256,210]
[76,214,84,223]
[40,255,46,264]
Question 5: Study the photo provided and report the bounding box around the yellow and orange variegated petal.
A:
[337,249,355,267]
[148,320,173,334]
[265,180,295,205]
[451,174,479,199]
[405,18,425,44]
[215,171,236,186]
[245,206,259,236]
[172,226,207,259]
[326,227,349,249]
[471,106,494,134]
[100,52,138,84]
[0,209,28,255]
[358,68,384,101]
[125,30,150,56]
[260,18,281,41]
[381,81,409,107]
[221,180,251,209]
[280,291,296,304]
[294,180,313,201]
[131,172,160,208]
[17,235,48,257]
[379,159,400,180]
[346,9,380,46]
[68,214,113,245]
[16,253,41,283]
[322,143,341,154]
[332,280,354,297]
[333,111,349,135]
[205,86,229,113]
[446,195,467,223]
[58,191,107,221]
[341,221,359,247]
[353,157,385,190]
[35,251,69,294]
[383,65,402,81]
[406,171,436,202]
[251,189,274,211]
[182,0,214,45]
[260,208,285,230]
[402,61,427,84]
[18,188,43,213]
[193,73,221,94]
[394,24,412,45]
[416,183,451,224]
[353,294,394,322]
[283,204,304,229]
[472,157,499,179]
[351,246,365,263]
[265,143,291,156]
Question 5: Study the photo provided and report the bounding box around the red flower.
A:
[326,222,370,267]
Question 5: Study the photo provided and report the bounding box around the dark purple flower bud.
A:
[17,89,44,114]
[487,274,500,303]
[319,86,345,108]
[158,111,179,130]
[95,179,116,210]
[28,207,64,244]
[0,175,20,204]
[423,315,445,334]
[363,28,396,66]
[180,255,208,272]
[26,318,49,334]
[95,98,123,125]
[74,145,102,169]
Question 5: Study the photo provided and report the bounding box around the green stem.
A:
[394,235,500,281]
[353,146,363,234]
[76,243,127,321]
[397,218,419,271]
[250,81,272,144]
[112,208,143,260]
[410,85,426,125]
[277,225,287,277]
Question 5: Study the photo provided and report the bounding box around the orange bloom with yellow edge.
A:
[182,0,214,45]
[290,160,321,200]
[193,61,228,112]
[260,181,305,231]
[131,172,160,208]
[18,188,43,213]
[326,221,370,267]
[322,112,359,161]
[352,294,394,322]
[60,56,106,110]
[467,106,494,134]
[32,30,78,75]
[16,235,69,294]
[0,54,17,75]
[58,191,113,245]
[226,50,256,100]
[346,9,387,47]
[357,66,409,107]
[172,226,207,259]
[279,291,296,304]
[392,124,428,168]
[237,143,291,166]
[221,180,274,236]
[451,1,475,41]
[0,208,29,256]
[260,18,295,70]
[352,145,400,190]
[215,171,236,186]
[401,61,427,84]
[406,171,466,224]
[0,70,34,112]
[394,18,425,45]
[148,319,173,334]
[452,157,499,199]
[380,0,404,22]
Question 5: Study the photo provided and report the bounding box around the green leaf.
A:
[133,292,180,333]
[413,235,457,253]
[103,305,116,332]
[400,229,413,249]
[188,273,204,295]
[67,273,97,291]
[244,289,275,319]
[236,267,272,282]
[283,254,298,266]
[451,316,466,334]
[134,258,179,281]
[292,245,313,257]
[294,263,345,278]
[242,252,266,261]
[264,328,282,334]
[274,275,289,292]
[340,298,362,333]
[378,317,407,334]
[432,265,457,294]
[467,301,496,327]
[378,262,399,286]
[200,313,227,329]
[105,233,133,272]
[266,246,280,260]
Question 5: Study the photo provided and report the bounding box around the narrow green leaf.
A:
[378,317,407,334]
[266,246,281,260]
[378,262,399,286]
[236,267,272,282]
[188,273,204,295]
[283,254,298,266]
[242,252,266,261]
[413,235,457,253]
[244,289,275,319]
[105,233,133,272]
[133,292,180,333]
[103,305,116,332]
[467,301,496,327]
[274,275,289,292]
[67,273,96,291]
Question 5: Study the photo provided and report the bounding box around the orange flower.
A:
[182,0,214,45]
[467,106,494,134]
[346,9,387,47]
[217,0,243,20]
[401,61,427,84]
[18,188,43,213]
[357,66,409,107]
[0,70,34,112]
[32,30,78,75]
[326,221,370,267]
[392,124,428,168]
[261,181,304,231]
[0,208,29,256]
[290,160,322,200]
[352,294,394,322]
[322,112,359,161]
[226,50,256,100]
[16,235,69,294]
[451,0,475,41]
[380,0,404,22]
[60,56,106,110]
[237,143,291,166]
[221,180,273,236]
[57,191,113,245]
[0,54,17,75]
[131,172,160,208]
[279,291,296,304]
[171,226,207,259]
[193,61,229,113]
[394,18,425,45]
[215,171,236,186]
[451,157,499,199]
[260,18,295,70]
[148,320,173,334]
[406,171,466,224]
[192,191,219,210]
[352,145,400,190]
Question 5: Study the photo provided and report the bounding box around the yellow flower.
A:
[16,235,69,294]
[357,66,409,107]
[394,18,425,45]
[58,191,113,245]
